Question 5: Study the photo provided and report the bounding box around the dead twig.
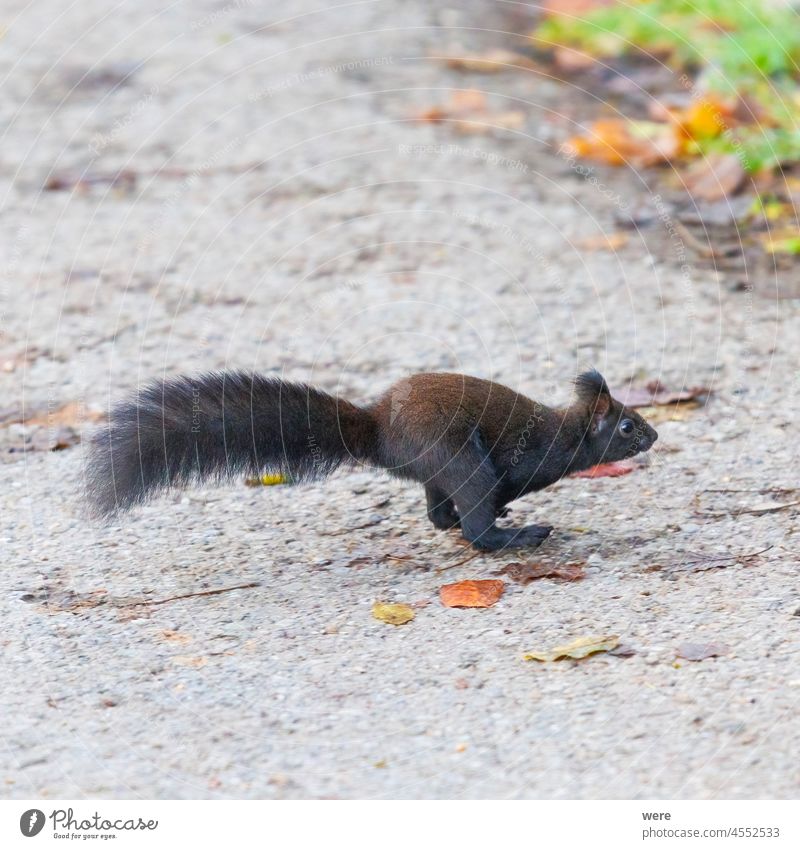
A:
[436,548,483,573]
[123,582,261,608]
[678,544,773,566]
[700,487,798,495]
[696,501,800,519]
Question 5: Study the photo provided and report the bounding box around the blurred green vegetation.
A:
[535,0,800,171]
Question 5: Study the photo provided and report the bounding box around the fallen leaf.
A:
[244,472,288,486]
[372,602,415,626]
[684,153,746,202]
[443,49,540,73]
[669,94,738,144]
[159,629,192,645]
[571,461,636,478]
[611,381,710,407]
[495,561,585,584]
[551,46,598,72]
[414,89,525,134]
[576,232,629,250]
[563,119,680,168]
[440,579,505,608]
[0,400,105,428]
[676,642,728,661]
[524,634,619,662]
[28,425,81,452]
[636,402,700,424]
[45,170,137,193]
[762,229,800,255]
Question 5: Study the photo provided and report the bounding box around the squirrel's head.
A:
[573,369,658,464]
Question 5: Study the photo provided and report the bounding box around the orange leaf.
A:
[576,232,629,250]
[564,119,680,168]
[572,461,636,478]
[440,579,505,608]
[678,95,736,141]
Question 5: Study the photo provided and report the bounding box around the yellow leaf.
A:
[683,97,726,139]
[372,602,415,626]
[524,634,619,662]
[244,473,288,486]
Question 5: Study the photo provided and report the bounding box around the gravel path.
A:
[1,0,798,799]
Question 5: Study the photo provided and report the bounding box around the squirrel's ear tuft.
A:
[575,368,612,423]
[574,369,610,403]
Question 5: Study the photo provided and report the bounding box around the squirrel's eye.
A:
[619,418,635,437]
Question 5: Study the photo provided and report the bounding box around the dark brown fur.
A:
[87,369,657,550]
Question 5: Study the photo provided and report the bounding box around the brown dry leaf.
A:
[496,561,585,584]
[454,111,525,134]
[45,170,138,193]
[172,655,208,669]
[29,426,81,452]
[414,89,525,135]
[684,153,746,202]
[563,119,680,168]
[551,47,597,72]
[372,602,415,626]
[637,402,700,424]
[440,579,505,608]
[1,400,105,428]
[571,461,636,479]
[524,634,619,662]
[159,629,192,645]
[443,49,540,73]
[577,232,629,251]
[612,381,710,408]
[676,642,728,662]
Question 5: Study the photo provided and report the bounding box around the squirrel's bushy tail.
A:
[87,371,376,517]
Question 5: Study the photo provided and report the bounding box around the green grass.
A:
[535,0,800,171]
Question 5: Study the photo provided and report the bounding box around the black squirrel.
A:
[87,369,657,550]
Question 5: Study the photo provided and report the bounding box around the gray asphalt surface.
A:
[1,0,798,799]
